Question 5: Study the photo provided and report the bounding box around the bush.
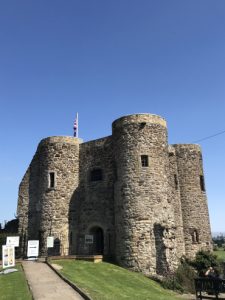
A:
[162,274,184,293]
[0,233,7,257]
[213,244,219,251]
[162,259,196,293]
[162,250,225,294]
[213,236,225,248]
[191,250,219,277]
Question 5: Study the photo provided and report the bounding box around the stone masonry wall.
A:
[168,145,186,259]
[112,114,179,275]
[174,144,213,258]
[70,136,115,257]
[17,168,30,253]
[37,136,81,256]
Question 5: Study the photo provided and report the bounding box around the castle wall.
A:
[174,144,213,258]
[168,145,186,259]
[17,149,43,244]
[112,114,178,275]
[38,136,81,255]
[17,168,30,253]
[70,136,115,257]
[18,168,30,232]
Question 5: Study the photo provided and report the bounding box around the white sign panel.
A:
[85,235,93,244]
[27,240,39,257]
[6,236,20,247]
[47,236,54,248]
[2,245,15,269]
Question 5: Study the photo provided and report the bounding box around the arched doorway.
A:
[90,226,104,255]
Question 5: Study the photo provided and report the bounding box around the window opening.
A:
[49,172,55,188]
[90,169,103,181]
[174,174,178,190]
[141,155,149,167]
[192,230,199,243]
[200,175,205,191]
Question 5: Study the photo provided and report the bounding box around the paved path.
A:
[22,261,84,300]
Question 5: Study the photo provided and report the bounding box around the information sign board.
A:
[6,236,20,247]
[85,235,93,244]
[2,245,15,269]
[27,240,39,258]
[47,236,54,248]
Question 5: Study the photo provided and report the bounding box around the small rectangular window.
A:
[200,175,205,192]
[141,155,148,167]
[174,174,178,190]
[192,230,199,243]
[49,172,55,188]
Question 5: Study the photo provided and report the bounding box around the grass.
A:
[214,248,225,261]
[0,264,32,300]
[54,259,184,300]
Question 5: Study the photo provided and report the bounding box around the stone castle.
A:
[17,113,212,275]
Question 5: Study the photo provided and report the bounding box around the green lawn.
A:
[214,248,225,261]
[54,260,183,300]
[0,264,32,300]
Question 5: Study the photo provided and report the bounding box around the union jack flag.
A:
[73,113,78,137]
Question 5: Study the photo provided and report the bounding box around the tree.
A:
[4,218,19,233]
[191,250,219,276]
[213,235,225,248]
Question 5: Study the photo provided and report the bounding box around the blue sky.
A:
[0,0,224,232]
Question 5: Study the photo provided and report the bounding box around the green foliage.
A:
[161,274,184,293]
[213,244,219,251]
[162,260,196,293]
[191,250,219,276]
[4,219,19,233]
[213,235,225,248]
[0,219,19,258]
[176,261,196,293]
[0,233,7,257]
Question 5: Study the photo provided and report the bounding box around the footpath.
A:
[22,261,84,300]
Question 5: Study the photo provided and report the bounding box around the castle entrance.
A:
[89,226,104,255]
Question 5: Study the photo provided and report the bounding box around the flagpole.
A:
[76,112,78,138]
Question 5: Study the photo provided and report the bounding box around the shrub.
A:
[0,233,7,257]
[191,250,219,277]
[213,244,219,251]
[162,274,184,293]
[162,259,196,293]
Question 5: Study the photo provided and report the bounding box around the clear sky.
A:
[0,0,224,233]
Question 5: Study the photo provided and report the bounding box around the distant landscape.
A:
[212,232,225,237]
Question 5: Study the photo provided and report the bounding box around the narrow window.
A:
[174,174,178,190]
[200,175,205,191]
[90,169,103,181]
[70,232,73,244]
[141,155,149,167]
[192,230,199,243]
[49,172,55,188]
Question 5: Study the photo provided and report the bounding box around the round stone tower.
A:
[36,136,81,256]
[112,114,178,275]
[174,144,212,258]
